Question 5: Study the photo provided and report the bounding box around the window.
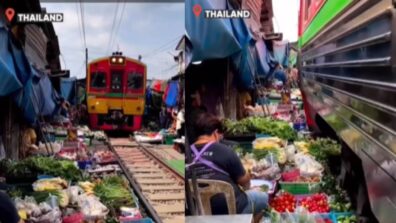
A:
[127,72,143,90]
[90,72,106,88]
[111,71,123,92]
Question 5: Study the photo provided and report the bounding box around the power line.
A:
[109,1,127,53]
[142,35,182,58]
[106,1,121,55]
[79,0,87,49]
[75,3,85,51]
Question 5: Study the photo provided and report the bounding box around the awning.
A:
[61,77,77,105]
[186,0,250,62]
[0,26,23,96]
[14,66,57,124]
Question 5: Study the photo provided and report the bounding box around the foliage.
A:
[308,138,341,162]
[1,157,82,182]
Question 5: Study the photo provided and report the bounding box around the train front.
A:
[86,52,146,132]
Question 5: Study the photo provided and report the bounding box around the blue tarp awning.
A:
[61,77,77,105]
[186,0,249,62]
[0,26,23,96]
[164,81,179,107]
[255,39,271,78]
[14,66,57,124]
[0,20,60,124]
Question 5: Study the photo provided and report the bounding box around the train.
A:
[86,52,146,131]
[299,0,395,222]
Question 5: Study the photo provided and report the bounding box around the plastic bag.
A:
[32,207,62,223]
[69,186,83,205]
[251,153,281,180]
[285,145,296,162]
[77,194,109,219]
[294,153,323,177]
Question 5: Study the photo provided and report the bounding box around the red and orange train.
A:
[86,52,146,131]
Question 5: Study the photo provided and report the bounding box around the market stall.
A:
[221,114,357,223]
[0,125,153,223]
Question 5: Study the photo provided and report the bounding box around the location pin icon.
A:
[5,8,15,22]
[193,4,202,17]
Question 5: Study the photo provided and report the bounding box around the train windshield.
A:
[111,71,123,92]
[127,72,143,91]
[90,71,106,88]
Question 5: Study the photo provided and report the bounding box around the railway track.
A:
[108,138,185,223]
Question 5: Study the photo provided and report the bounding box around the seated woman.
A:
[187,113,268,222]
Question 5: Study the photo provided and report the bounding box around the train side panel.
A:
[299,0,396,221]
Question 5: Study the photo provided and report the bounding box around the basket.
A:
[279,181,321,195]
[331,212,354,223]
[280,213,332,222]
[128,218,154,223]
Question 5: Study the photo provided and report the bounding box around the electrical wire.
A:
[79,0,87,49]
[142,35,182,59]
[109,1,127,53]
[75,3,85,51]
[106,1,121,55]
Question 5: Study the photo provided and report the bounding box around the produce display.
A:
[3,125,142,223]
[270,192,296,212]
[299,193,330,213]
[224,107,357,222]
[93,150,117,164]
[223,117,297,141]
[0,157,82,182]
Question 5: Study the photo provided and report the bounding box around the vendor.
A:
[0,191,21,223]
[187,113,268,222]
[176,102,185,138]
[186,91,207,143]
[272,62,287,85]
[238,91,254,119]
[20,127,38,159]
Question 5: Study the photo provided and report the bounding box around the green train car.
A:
[299,1,396,222]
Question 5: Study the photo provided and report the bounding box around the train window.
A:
[90,72,106,88]
[127,72,143,90]
[111,71,123,92]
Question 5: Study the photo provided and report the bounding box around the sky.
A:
[272,0,300,42]
[42,3,184,79]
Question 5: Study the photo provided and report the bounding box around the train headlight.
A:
[118,58,124,63]
[111,57,116,63]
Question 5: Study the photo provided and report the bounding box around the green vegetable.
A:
[308,138,341,165]
[94,176,135,210]
[223,117,297,141]
[1,157,82,182]
[32,190,61,203]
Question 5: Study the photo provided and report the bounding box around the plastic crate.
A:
[331,212,354,223]
[164,135,176,145]
[129,218,154,223]
[255,133,270,138]
[279,181,321,195]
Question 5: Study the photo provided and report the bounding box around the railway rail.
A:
[108,138,185,223]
